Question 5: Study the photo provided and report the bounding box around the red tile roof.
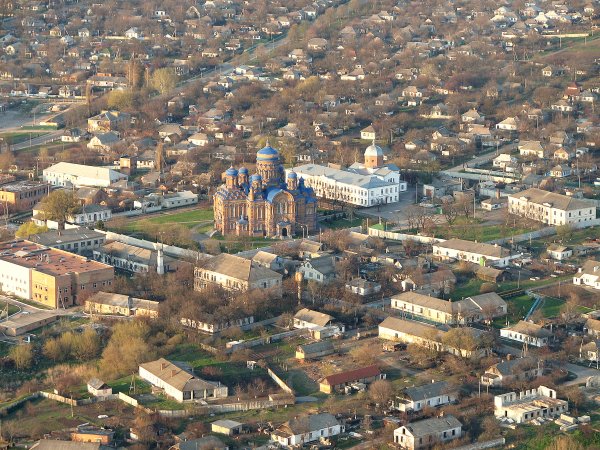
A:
[321,365,380,386]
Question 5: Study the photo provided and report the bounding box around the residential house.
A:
[432,239,515,267]
[508,188,596,226]
[298,256,337,283]
[399,269,456,295]
[294,308,334,329]
[584,318,600,337]
[494,386,568,424]
[393,380,457,412]
[547,244,573,260]
[496,117,519,131]
[85,291,159,318]
[391,292,507,325]
[518,141,549,159]
[169,437,228,450]
[481,357,543,387]
[139,358,228,402]
[393,415,462,450]
[87,110,130,133]
[271,413,344,448]
[319,365,384,394]
[251,251,284,271]
[345,278,381,296]
[493,153,518,170]
[580,340,600,366]
[87,132,121,153]
[549,164,572,178]
[379,317,489,358]
[573,260,600,290]
[194,253,282,294]
[361,125,376,141]
[500,321,552,347]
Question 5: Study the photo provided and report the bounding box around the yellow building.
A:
[0,240,114,309]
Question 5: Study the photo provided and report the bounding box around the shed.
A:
[87,378,113,397]
[211,419,244,436]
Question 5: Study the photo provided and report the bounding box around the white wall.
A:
[0,259,31,299]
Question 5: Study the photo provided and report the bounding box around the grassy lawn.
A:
[323,217,364,230]
[434,222,537,242]
[450,278,485,299]
[493,294,535,327]
[0,131,48,144]
[211,236,275,253]
[107,375,152,394]
[539,297,565,318]
[112,207,214,233]
[166,344,268,386]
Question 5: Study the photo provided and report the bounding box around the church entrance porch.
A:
[276,221,292,239]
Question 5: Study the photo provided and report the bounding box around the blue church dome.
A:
[239,167,249,174]
[257,145,279,161]
[225,167,238,176]
[287,170,297,179]
[250,174,262,182]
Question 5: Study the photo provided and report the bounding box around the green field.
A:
[112,207,214,233]
[323,217,364,230]
[434,222,537,243]
[0,131,49,144]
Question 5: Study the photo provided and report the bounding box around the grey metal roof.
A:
[403,381,454,401]
[404,415,462,437]
[293,163,395,189]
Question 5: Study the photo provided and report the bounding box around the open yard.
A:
[0,397,136,441]
[111,207,214,233]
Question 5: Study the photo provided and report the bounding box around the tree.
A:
[100,320,155,378]
[43,338,63,362]
[350,343,379,366]
[150,68,178,95]
[15,221,48,238]
[369,379,393,409]
[37,190,81,230]
[107,89,136,110]
[73,328,101,361]
[9,345,33,370]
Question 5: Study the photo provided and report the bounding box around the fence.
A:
[487,220,600,245]
[225,328,307,352]
[156,396,294,418]
[40,391,119,406]
[0,392,40,417]
[96,230,211,260]
[267,368,294,395]
[118,392,139,407]
[453,438,505,450]
[368,227,444,244]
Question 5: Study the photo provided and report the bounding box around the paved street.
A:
[357,185,418,224]
[11,131,62,151]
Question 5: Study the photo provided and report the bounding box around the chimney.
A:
[161,362,168,370]
[171,369,178,377]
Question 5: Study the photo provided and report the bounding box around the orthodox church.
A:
[213,144,318,238]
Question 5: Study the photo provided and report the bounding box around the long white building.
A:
[43,162,128,188]
[508,188,596,226]
[290,143,407,207]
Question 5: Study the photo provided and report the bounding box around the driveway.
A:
[357,186,418,225]
[563,363,599,386]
